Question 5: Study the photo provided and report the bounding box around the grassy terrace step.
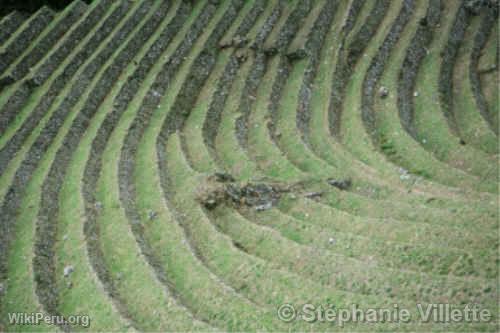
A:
[393,0,499,193]
[215,0,307,178]
[221,0,494,278]
[451,12,497,153]
[269,0,380,182]
[290,0,335,140]
[233,2,282,151]
[111,0,261,329]
[159,0,497,306]
[316,185,497,231]
[331,0,420,183]
[0,1,88,88]
[470,9,498,134]
[244,0,312,179]
[242,200,497,282]
[127,9,295,324]
[332,0,464,200]
[268,0,362,179]
[275,196,496,279]
[208,0,496,288]
[186,0,277,171]
[0,0,128,197]
[0,0,130,321]
[82,1,218,330]
[0,6,55,75]
[186,0,494,280]
[271,0,352,176]
[261,0,296,52]
[212,205,496,309]
[166,134,367,331]
[215,3,281,174]
[162,133,496,332]
[439,3,496,154]
[327,0,379,137]
[148,0,294,328]
[119,0,285,329]
[301,0,477,205]
[173,0,493,292]
[197,0,269,170]
[28,1,114,88]
[152,0,305,324]
[0,1,86,135]
[69,1,211,330]
[326,0,497,197]
[290,3,438,202]
[33,0,156,328]
[0,0,115,172]
[478,15,498,130]
[0,127,65,333]
[214,0,490,225]
[252,0,430,197]
[215,52,265,177]
[0,0,497,330]
[0,0,122,190]
[361,0,497,196]
[0,11,27,45]
[412,1,497,184]
[244,0,486,209]
[273,3,497,219]
[4,0,139,326]
[155,1,497,330]
[180,0,258,168]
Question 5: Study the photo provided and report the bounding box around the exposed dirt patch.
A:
[197,172,352,211]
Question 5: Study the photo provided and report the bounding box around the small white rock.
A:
[255,202,272,211]
[400,174,411,181]
[378,86,389,98]
[328,237,335,245]
[413,91,419,97]
[63,265,74,278]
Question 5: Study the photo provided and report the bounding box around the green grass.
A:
[87,0,227,329]
[366,1,496,194]
[0,0,116,148]
[0,3,131,320]
[246,56,304,179]
[0,1,120,201]
[413,1,497,184]
[181,0,259,173]
[262,0,298,51]
[1,2,76,78]
[0,0,498,331]
[212,204,496,307]
[181,49,232,171]
[0,147,56,332]
[214,51,261,179]
[55,1,176,330]
[452,16,497,153]
[478,22,498,130]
